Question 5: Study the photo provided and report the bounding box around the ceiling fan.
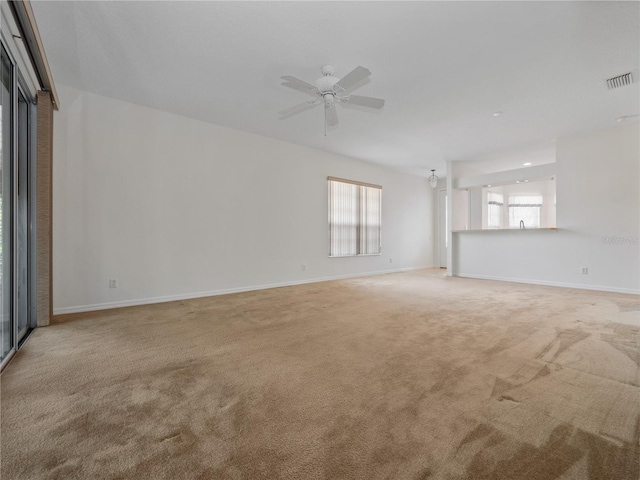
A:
[279,65,385,135]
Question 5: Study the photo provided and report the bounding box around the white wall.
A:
[453,121,639,294]
[53,85,434,313]
[451,189,469,231]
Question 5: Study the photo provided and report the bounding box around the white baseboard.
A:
[53,266,431,315]
[455,273,640,295]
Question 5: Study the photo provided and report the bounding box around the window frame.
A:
[328,176,382,257]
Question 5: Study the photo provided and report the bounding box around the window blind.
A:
[328,177,381,257]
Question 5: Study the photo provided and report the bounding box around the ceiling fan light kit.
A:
[280,64,385,135]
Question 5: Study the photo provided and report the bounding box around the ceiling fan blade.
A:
[281,75,318,97]
[326,104,338,127]
[335,66,371,93]
[346,95,385,109]
[279,99,321,117]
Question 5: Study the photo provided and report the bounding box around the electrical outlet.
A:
[580,267,588,275]
[301,264,306,271]
[109,278,118,288]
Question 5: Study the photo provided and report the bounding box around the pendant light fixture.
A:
[429,169,438,188]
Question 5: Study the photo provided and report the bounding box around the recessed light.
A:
[523,162,532,166]
[492,111,503,117]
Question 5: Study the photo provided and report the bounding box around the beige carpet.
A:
[1,269,638,479]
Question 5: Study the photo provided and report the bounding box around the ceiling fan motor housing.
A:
[315,75,339,94]
[321,64,335,76]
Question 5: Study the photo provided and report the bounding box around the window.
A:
[328,177,381,257]
[508,195,542,228]
[487,192,503,229]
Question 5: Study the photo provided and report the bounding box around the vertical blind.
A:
[328,177,381,257]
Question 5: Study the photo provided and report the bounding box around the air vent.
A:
[606,72,634,90]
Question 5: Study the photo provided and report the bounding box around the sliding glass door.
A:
[0,39,36,368]
[1,44,13,362]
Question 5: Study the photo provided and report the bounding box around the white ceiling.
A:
[32,1,639,177]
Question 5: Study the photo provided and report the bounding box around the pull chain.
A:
[324,105,327,137]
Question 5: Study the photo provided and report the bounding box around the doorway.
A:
[438,188,447,268]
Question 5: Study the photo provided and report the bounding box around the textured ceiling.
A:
[32,1,639,177]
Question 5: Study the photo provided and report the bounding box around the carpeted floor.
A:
[1,269,638,479]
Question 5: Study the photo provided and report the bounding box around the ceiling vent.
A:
[606,71,635,90]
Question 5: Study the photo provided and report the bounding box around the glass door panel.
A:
[1,46,13,362]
